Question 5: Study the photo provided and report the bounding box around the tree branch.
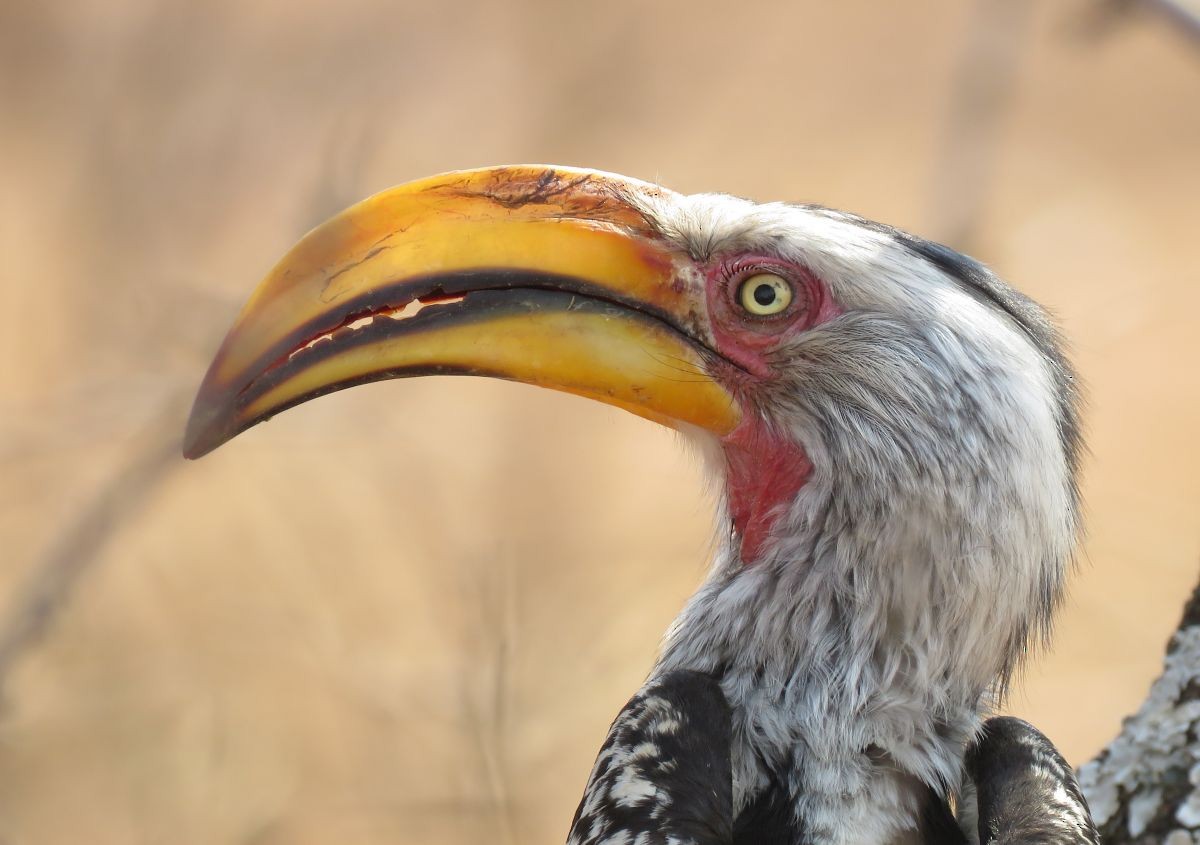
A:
[1080,575,1200,843]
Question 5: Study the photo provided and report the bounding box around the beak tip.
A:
[182,394,234,460]
[181,440,212,461]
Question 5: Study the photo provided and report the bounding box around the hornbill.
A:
[184,166,1099,844]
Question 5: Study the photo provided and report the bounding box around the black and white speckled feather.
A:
[567,677,1091,844]
[567,671,734,845]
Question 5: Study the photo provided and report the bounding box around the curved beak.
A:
[183,165,740,459]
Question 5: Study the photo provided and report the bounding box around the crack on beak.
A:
[290,292,468,361]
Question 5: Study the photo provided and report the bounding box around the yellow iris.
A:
[738,273,792,316]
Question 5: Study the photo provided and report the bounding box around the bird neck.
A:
[655,539,984,844]
[653,460,1038,842]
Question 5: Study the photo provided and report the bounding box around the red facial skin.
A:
[702,255,842,563]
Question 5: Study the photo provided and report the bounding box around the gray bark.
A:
[1080,579,1200,844]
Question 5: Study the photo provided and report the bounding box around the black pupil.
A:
[753,283,777,307]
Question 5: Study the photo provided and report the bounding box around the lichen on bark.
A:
[1079,581,1200,844]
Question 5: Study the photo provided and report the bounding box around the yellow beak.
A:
[183,165,740,459]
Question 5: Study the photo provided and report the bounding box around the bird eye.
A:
[737,273,793,316]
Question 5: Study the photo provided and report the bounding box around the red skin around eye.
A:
[703,255,837,376]
[703,255,841,563]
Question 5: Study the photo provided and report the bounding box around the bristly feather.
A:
[610,190,1083,844]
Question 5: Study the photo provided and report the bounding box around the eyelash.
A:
[725,264,797,314]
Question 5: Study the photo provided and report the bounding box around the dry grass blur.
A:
[1,0,1197,842]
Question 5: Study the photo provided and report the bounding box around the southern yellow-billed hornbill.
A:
[185,166,1098,844]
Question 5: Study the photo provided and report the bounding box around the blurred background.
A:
[1,0,1197,842]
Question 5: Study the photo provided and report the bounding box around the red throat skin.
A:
[721,416,813,563]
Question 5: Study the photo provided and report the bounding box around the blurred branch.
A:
[300,113,381,232]
[928,0,1033,251]
[1145,0,1200,40]
[460,550,518,845]
[0,395,185,702]
[931,0,1197,250]
[1093,0,1200,43]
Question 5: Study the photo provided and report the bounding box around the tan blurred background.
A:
[1,0,1198,842]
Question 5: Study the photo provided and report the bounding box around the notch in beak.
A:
[183,165,740,459]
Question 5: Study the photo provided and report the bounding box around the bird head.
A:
[185,165,1081,698]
